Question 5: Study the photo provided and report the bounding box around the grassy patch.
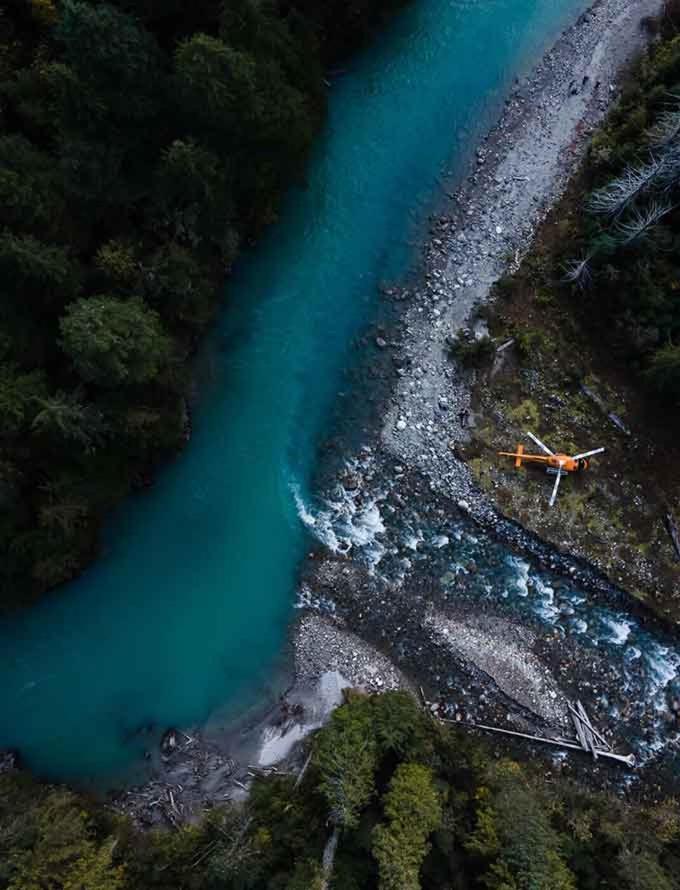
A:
[466,194,680,623]
[508,399,541,429]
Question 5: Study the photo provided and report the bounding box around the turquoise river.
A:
[0,0,595,784]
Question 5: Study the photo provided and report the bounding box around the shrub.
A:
[449,331,496,368]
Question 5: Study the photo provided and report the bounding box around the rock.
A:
[161,728,179,756]
[438,397,449,410]
[396,419,407,431]
[457,499,470,513]
[0,750,18,773]
[375,336,387,349]
[342,473,361,491]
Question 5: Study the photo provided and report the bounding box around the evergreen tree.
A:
[467,761,576,890]
[645,343,680,402]
[0,0,419,603]
[372,763,442,890]
[5,790,125,890]
[59,295,172,386]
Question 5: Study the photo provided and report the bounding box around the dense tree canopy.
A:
[1,691,678,890]
[557,23,680,410]
[60,296,173,386]
[0,0,405,606]
[372,763,442,890]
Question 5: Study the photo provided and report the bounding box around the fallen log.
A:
[441,719,636,768]
[568,702,611,751]
[576,700,612,755]
[294,751,313,790]
[577,701,598,760]
[571,707,589,753]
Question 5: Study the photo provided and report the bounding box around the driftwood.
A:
[568,702,611,751]
[431,695,635,768]
[441,719,635,768]
[571,706,589,752]
[576,700,612,752]
[577,701,598,760]
[416,689,633,767]
[161,789,182,828]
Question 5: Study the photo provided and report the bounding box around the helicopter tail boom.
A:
[514,444,523,468]
[498,446,551,468]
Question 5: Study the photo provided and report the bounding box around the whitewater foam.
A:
[601,616,633,646]
[290,477,387,571]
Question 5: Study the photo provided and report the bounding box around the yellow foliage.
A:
[508,399,540,428]
[254,827,272,850]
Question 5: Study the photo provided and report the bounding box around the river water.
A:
[299,465,680,768]
[0,0,644,784]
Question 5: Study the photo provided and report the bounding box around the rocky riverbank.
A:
[295,0,677,786]
[99,0,675,825]
[382,0,662,513]
[110,614,409,827]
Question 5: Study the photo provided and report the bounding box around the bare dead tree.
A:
[609,200,673,247]
[657,142,680,190]
[587,155,666,216]
[646,95,680,147]
[561,254,594,289]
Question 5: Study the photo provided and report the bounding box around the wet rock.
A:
[160,728,179,756]
[342,473,361,491]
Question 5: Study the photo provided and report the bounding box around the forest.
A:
[0,0,405,607]
[555,4,680,409]
[1,691,678,890]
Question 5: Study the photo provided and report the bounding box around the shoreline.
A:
[296,0,674,786]
[109,613,409,827]
[382,0,662,515]
[6,0,665,825]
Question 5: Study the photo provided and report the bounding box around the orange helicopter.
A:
[499,431,605,507]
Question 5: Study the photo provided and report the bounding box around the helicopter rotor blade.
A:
[526,431,554,456]
[549,465,564,508]
[571,447,605,461]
